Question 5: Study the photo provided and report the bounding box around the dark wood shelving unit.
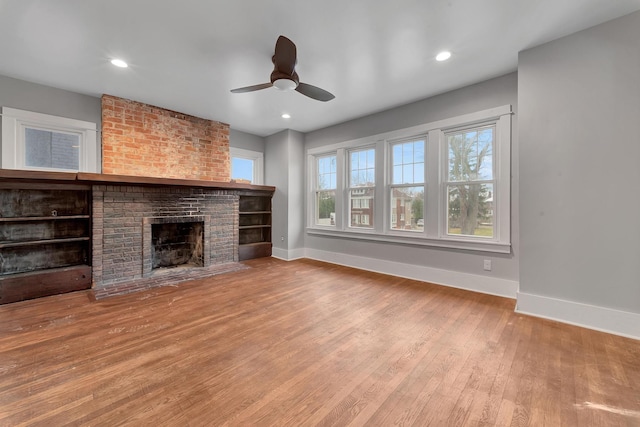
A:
[238,191,274,261]
[0,183,92,304]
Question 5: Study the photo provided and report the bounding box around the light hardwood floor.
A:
[1,258,639,426]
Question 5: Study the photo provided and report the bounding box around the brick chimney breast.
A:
[101,95,230,181]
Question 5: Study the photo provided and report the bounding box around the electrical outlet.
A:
[483,259,492,271]
[281,236,284,241]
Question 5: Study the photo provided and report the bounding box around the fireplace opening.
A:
[151,221,204,270]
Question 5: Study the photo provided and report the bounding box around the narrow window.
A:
[315,154,337,226]
[445,125,495,238]
[348,148,375,229]
[389,138,425,232]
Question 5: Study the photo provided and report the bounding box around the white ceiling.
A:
[1,1,639,137]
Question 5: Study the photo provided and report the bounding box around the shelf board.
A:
[239,225,272,230]
[239,211,271,215]
[0,215,90,223]
[0,237,90,249]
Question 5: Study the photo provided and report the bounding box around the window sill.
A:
[306,227,511,254]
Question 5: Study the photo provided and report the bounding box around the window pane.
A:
[349,187,374,228]
[231,157,254,183]
[25,128,79,170]
[393,144,402,165]
[317,155,337,190]
[316,190,335,226]
[393,165,402,184]
[391,140,425,185]
[447,126,494,182]
[390,186,424,231]
[447,183,494,237]
[350,148,375,187]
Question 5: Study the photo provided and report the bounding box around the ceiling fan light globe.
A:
[273,78,297,91]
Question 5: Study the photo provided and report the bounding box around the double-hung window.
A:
[315,154,337,226]
[445,125,495,238]
[389,138,425,232]
[307,105,511,253]
[348,147,375,229]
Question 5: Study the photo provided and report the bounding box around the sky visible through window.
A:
[232,157,254,183]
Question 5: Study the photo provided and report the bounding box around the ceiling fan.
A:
[231,35,335,102]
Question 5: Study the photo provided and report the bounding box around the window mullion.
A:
[335,148,345,230]
[374,140,385,233]
[425,129,441,238]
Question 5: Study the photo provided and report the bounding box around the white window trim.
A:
[230,147,264,185]
[1,107,98,172]
[306,105,512,254]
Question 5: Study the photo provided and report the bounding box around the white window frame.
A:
[347,146,376,230]
[306,105,512,254]
[1,107,98,172]
[230,147,264,185]
[388,136,427,234]
[313,152,338,228]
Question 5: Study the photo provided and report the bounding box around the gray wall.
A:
[0,74,102,169]
[265,130,290,250]
[264,129,305,254]
[304,73,519,281]
[229,128,265,152]
[518,11,640,313]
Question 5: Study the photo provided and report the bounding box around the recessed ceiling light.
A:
[436,51,452,62]
[110,59,128,68]
[281,113,291,119]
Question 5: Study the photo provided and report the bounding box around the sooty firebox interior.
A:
[151,221,204,270]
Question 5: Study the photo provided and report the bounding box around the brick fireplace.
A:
[90,96,241,291]
[92,184,239,288]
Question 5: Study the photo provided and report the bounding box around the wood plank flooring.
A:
[0,257,639,426]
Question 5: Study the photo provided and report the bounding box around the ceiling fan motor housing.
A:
[271,69,299,90]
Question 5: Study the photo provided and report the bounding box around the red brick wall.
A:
[101,95,230,181]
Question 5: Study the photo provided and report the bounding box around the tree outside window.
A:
[446,126,494,237]
[390,138,425,232]
[316,155,337,226]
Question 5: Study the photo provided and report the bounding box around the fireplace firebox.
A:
[151,221,204,270]
[142,215,211,277]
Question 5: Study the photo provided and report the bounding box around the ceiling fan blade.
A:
[295,82,335,102]
[230,82,273,93]
[273,35,297,76]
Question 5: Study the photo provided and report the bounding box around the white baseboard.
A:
[304,248,518,299]
[271,247,306,261]
[516,291,640,340]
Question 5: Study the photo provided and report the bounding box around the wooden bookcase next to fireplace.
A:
[0,180,92,304]
[238,190,274,261]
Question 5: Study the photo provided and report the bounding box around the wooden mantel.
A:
[0,169,275,192]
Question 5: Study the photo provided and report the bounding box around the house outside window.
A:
[348,148,375,229]
[389,138,425,232]
[306,105,512,253]
[1,107,98,172]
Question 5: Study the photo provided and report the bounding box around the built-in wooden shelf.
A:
[0,237,91,249]
[238,193,273,261]
[0,183,92,304]
[0,265,92,305]
[0,215,90,223]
